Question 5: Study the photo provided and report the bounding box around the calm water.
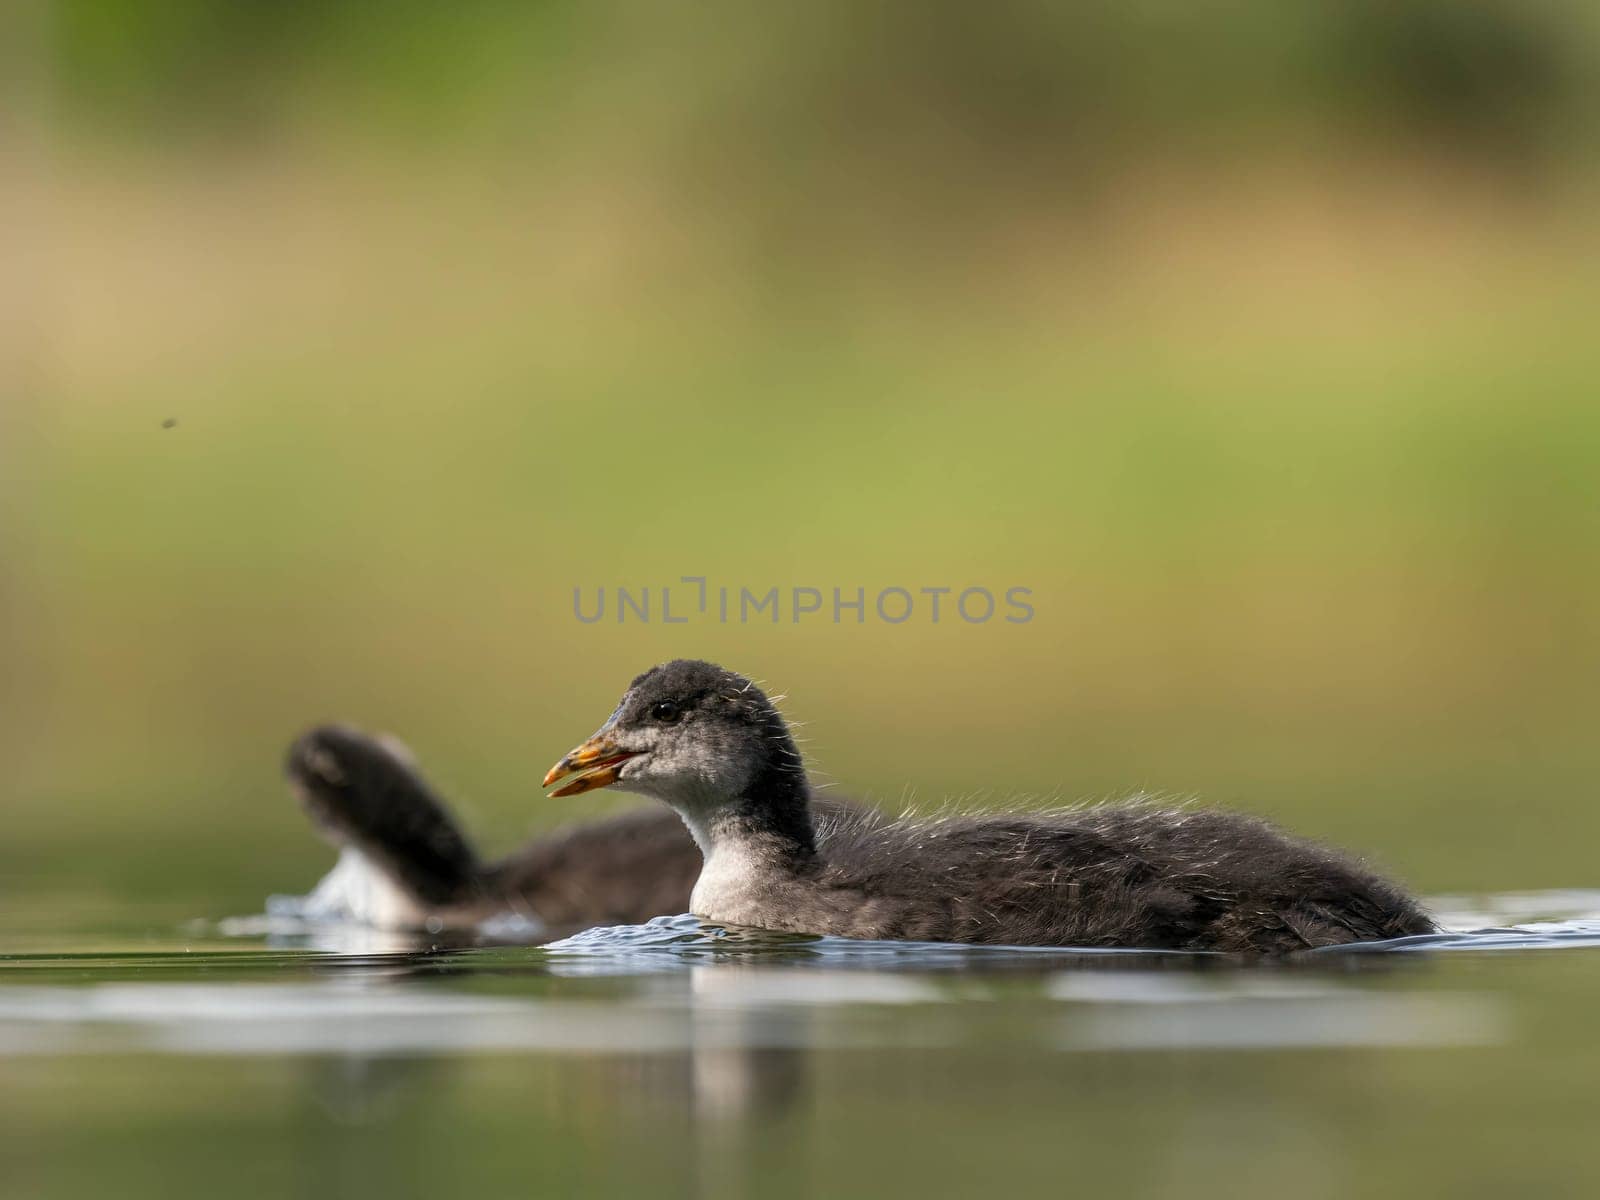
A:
[6,894,1600,1199]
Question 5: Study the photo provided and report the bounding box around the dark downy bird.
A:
[542,660,1436,954]
[286,725,706,936]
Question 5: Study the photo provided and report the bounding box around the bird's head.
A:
[542,659,801,814]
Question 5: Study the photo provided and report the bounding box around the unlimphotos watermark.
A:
[571,578,1034,625]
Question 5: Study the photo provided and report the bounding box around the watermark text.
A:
[571,578,1034,625]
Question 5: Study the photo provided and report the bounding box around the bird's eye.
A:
[650,700,682,724]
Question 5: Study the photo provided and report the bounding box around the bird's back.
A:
[482,806,703,934]
[799,802,1433,952]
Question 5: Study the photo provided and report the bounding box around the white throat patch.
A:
[688,840,768,918]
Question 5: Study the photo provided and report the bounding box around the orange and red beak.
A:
[542,734,638,798]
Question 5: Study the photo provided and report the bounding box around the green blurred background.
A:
[5,0,1599,921]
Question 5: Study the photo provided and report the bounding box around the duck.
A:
[541,659,1436,954]
[286,724,710,935]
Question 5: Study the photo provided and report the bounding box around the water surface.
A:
[6,894,1600,1199]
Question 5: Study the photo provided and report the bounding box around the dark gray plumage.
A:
[544,659,1436,954]
[286,725,703,935]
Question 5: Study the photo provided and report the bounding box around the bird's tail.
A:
[285,725,482,908]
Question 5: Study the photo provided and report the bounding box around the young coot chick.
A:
[542,660,1435,954]
[287,725,704,935]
